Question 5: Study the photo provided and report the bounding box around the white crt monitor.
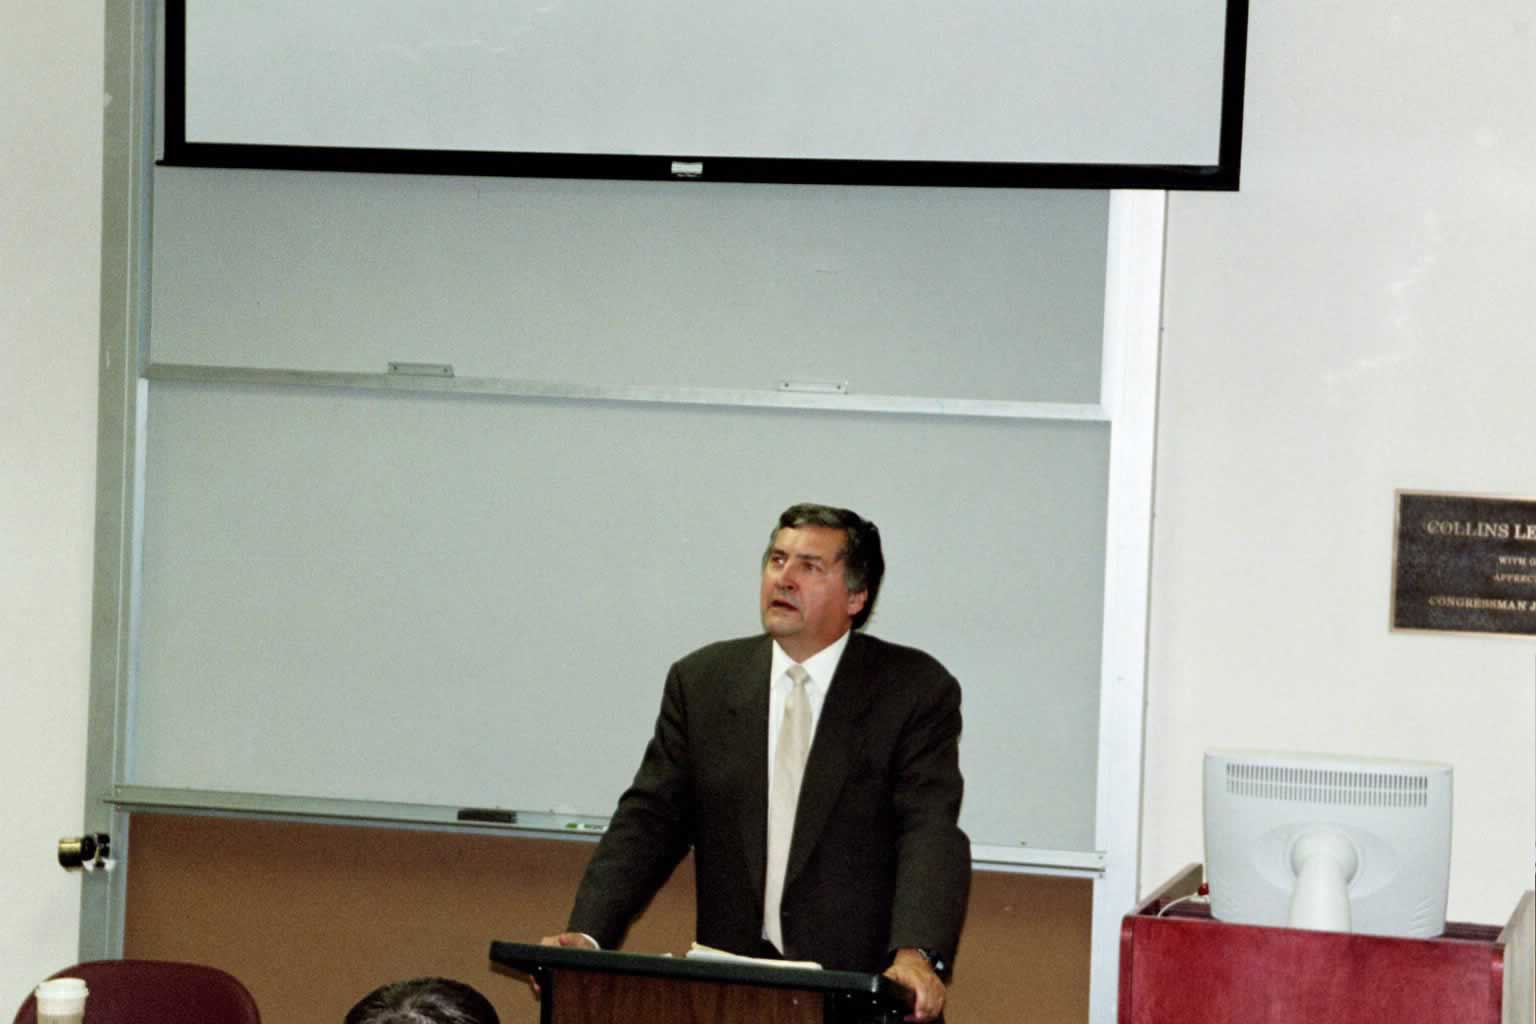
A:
[1203,750,1453,938]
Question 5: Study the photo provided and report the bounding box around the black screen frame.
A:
[161,0,1249,191]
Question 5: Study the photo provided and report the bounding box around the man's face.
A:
[760,525,868,662]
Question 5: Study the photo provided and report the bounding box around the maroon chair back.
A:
[12,960,260,1024]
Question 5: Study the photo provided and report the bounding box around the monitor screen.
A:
[1203,750,1453,938]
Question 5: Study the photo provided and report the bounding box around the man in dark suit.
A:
[542,504,969,1022]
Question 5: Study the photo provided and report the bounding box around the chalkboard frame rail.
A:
[108,784,1109,877]
[144,362,1109,423]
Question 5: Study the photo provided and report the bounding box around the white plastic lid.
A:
[35,977,89,1012]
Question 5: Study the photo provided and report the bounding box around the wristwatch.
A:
[913,947,949,977]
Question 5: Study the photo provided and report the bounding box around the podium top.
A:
[489,941,911,1007]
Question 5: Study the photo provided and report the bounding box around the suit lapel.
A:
[785,634,875,888]
[727,638,773,899]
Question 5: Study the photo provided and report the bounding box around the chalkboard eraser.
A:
[457,808,517,824]
[777,379,849,395]
[388,361,455,377]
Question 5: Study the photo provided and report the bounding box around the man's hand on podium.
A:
[884,948,945,1022]
[528,931,600,999]
[540,931,599,949]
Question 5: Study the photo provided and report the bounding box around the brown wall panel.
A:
[124,813,1088,1023]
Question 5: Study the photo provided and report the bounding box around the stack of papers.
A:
[685,943,822,970]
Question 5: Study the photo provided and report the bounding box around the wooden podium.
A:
[490,942,913,1024]
[1119,865,1523,1024]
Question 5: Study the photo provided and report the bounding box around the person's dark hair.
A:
[766,503,885,631]
[344,978,499,1024]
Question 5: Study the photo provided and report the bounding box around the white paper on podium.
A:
[685,942,822,970]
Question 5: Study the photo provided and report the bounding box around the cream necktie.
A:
[763,663,812,952]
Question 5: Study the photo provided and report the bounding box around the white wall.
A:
[0,0,103,1000]
[1145,0,1536,924]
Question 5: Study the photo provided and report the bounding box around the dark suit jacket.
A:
[568,632,971,973]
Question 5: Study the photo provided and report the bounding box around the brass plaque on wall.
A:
[1392,491,1536,637]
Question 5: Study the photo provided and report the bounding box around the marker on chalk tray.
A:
[456,808,517,825]
[565,821,606,833]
